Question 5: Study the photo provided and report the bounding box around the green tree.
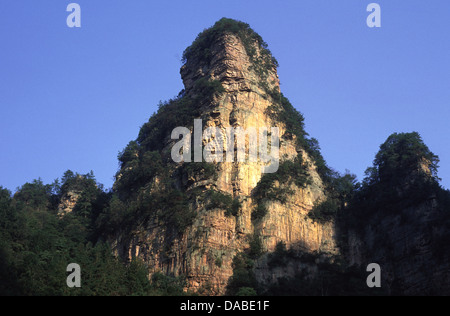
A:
[365,132,439,187]
[13,179,53,211]
[226,253,259,296]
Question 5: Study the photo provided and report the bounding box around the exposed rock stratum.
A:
[111,19,337,295]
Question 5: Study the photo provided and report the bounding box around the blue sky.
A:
[1,0,449,192]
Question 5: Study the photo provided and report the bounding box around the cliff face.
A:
[112,22,336,295]
[346,195,450,295]
[180,31,335,254]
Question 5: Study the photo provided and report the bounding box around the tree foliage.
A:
[0,172,187,296]
[182,17,278,71]
[365,132,440,187]
[351,132,442,218]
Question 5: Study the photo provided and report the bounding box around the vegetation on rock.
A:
[182,17,278,74]
[205,189,241,217]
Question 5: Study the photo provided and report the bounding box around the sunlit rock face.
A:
[112,25,336,296]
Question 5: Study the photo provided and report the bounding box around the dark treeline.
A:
[0,171,186,296]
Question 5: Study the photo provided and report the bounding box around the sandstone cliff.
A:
[111,19,337,295]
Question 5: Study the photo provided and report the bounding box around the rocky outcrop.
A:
[58,190,80,216]
[112,23,337,295]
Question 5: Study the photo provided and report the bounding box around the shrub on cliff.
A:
[205,189,241,217]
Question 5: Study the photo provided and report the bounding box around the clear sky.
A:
[1,0,449,192]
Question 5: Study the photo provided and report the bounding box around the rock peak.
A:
[113,18,335,295]
[180,18,280,96]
